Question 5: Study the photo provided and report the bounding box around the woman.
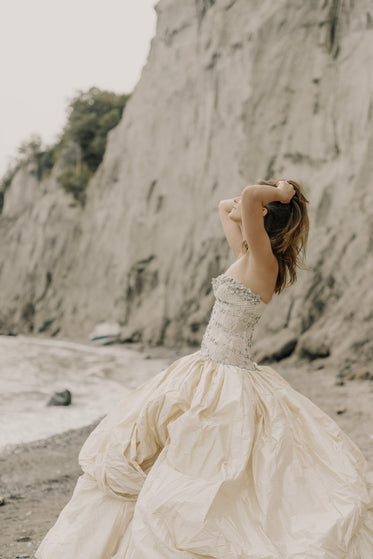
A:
[36,179,373,558]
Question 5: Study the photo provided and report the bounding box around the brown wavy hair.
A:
[255,178,309,294]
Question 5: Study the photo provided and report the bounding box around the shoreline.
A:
[0,334,188,451]
[1,357,373,558]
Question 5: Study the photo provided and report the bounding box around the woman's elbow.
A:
[219,199,232,212]
[241,185,257,199]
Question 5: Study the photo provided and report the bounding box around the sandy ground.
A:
[1,349,373,559]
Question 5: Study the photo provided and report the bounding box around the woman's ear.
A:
[262,206,268,217]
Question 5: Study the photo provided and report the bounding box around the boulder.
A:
[47,389,72,407]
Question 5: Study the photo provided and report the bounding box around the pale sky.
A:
[0,0,158,178]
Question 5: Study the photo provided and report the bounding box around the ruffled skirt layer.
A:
[35,350,373,558]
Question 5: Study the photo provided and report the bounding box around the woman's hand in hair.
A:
[277,180,295,204]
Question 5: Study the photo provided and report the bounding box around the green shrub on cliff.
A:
[58,162,91,205]
[61,87,128,174]
[17,135,57,181]
[0,87,130,208]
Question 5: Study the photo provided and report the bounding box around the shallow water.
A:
[0,335,172,451]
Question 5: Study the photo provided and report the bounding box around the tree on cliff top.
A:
[0,87,130,209]
[57,87,130,205]
[61,87,129,172]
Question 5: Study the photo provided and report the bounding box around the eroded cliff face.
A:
[1,0,373,373]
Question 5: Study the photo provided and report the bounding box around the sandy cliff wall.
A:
[1,0,373,373]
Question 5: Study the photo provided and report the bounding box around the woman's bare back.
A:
[223,250,278,304]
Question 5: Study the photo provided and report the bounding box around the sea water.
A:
[0,335,173,451]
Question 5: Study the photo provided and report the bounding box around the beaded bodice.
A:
[200,274,267,370]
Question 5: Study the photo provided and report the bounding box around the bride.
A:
[36,179,373,558]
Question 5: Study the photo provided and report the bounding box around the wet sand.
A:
[1,353,373,559]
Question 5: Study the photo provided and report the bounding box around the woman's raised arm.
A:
[218,197,244,259]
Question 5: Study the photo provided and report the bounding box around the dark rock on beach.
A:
[47,389,72,406]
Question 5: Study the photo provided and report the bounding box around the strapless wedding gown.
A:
[35,274,373,559]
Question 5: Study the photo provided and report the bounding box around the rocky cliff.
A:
[1,0,373,374]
